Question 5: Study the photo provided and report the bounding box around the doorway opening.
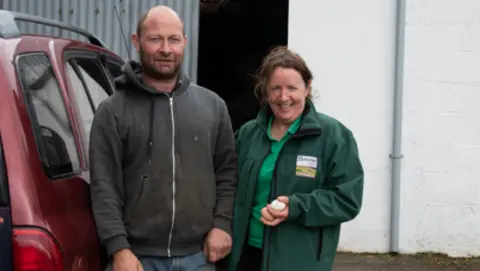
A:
[197,0,289,132]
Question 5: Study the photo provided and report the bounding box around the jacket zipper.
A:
[264,131,320,270]
[254,147,269,270]
[264,140,288,271]
[236,148,270,270]
[167,95,176,257]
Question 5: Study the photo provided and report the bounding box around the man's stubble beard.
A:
[139,47,183,81]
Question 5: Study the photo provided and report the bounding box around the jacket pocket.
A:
[317,227,324,260]
[236,159,255,205]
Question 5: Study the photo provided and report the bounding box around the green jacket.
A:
[228,102,364,271]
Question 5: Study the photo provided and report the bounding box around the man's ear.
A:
[183,34,188,47]
[131,33,140,52]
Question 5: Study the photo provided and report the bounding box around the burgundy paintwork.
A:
[0,35,123,270]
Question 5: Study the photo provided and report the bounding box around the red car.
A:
[0,10,124,270]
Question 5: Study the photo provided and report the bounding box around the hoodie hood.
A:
[114,60,190,95]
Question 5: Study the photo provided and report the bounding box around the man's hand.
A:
[261,196,289,227]
[203,228,232,262]
[112,249,143,271]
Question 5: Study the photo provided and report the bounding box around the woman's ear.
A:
[306,80,313,96]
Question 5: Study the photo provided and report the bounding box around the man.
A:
[89,6,236,271]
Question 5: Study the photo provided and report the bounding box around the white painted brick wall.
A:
[401,0,480,257]
[288,0,480,257]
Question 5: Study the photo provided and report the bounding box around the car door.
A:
[15,50,101,271]
[59,46,125,266]
[59,46,125,264]
[13,36,124,271]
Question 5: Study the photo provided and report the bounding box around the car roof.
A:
[0,9,122,83]
[0,9,107,48]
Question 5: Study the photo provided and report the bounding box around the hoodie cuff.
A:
[104,235,131,258]
[213,217,232,237]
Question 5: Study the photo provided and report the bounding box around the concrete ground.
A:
[333,253,480,271]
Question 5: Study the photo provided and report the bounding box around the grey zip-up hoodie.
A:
[89,60,237,258]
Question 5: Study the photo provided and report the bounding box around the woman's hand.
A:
[260,196,290,227]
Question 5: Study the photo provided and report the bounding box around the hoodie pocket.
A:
[124,175,147,225]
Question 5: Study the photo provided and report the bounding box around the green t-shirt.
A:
[248,115,302,248]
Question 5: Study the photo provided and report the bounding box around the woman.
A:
[228,47,364,271]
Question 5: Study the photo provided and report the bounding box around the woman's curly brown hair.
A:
[254,46,313,105]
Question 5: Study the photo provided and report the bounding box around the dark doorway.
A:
[197,0,289,132]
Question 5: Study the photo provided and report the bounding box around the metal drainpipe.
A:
[390,0,407,254]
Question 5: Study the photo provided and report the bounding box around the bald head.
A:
[132,5,187,83]
[137,5,185,37]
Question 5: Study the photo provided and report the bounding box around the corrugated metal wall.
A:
[1,0,199,82]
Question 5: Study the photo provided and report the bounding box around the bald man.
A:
[89,6,236,271]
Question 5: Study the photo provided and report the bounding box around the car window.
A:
[66,62,95,137]
[16,54,81,179]
[73,58,110,108]
[65,57,111,143]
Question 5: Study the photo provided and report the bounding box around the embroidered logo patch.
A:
[296,155,318,178]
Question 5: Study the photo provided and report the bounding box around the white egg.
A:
[270,199,286,211]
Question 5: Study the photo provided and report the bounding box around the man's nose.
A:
[159,40,172,54]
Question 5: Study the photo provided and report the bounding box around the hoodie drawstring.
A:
[145,80,182,165]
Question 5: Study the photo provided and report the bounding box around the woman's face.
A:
[266,67,310,124]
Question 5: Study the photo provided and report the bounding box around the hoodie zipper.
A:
[167,95,176,257]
